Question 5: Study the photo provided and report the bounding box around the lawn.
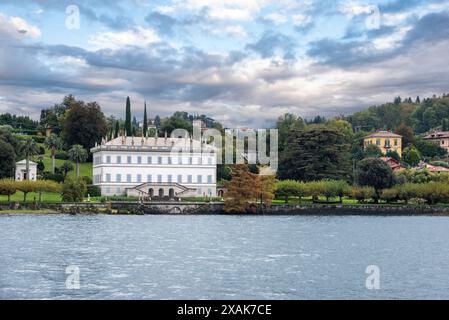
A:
[0,191,62,203]
[35,147,93,180]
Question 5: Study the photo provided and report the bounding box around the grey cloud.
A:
[246,31,296,59]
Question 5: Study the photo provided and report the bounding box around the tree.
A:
[143,101,148,137]
[0,140,15,178]
[125,96,132,136]
[415,138,447,158]
[114,121,120,138]
[275,180,303,203]
[363,144,383,158]
[0,179,17,203]
[68,145,88,178]
[403,146,422,167]
[16,180,38,202]
[394,123,415,147]
[258,175,276,206]
[62,177,87,202]
[60,161,74,179]
[154,115,161,130]
[416,96,421,104]
[356,158,396,202]
[160,114,192,135]
[62,100,107,151]
[44,134,62,174]
[278,126,352,182]
[224,165,261,213]
[276,113,305,153]
[386,150,401,162]
[35,180,61,202]
[18,137,40,180]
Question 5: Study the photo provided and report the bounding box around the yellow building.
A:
[364,131,402,157]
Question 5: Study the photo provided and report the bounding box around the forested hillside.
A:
[346,94,449,134]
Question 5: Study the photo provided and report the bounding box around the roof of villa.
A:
[365,131,402,139]
[424,131,449,139]
[91,136,216,153]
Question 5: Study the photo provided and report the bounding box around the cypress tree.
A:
[143,101,148,137]
[114,121,119,138]
[125,96,132,136]
[416,96,421,104]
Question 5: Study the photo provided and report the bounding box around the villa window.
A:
[394,139,398,146]
[117,156,121,164]
[116,187,121,194]
[127,156,132,164]
[137,174,142,183]
[158,156,162,164]
[147,156,152,164]
[168,175,172,183]
[189,157,193,165]
[127,174,132,183]
[106,187,111,194]
[137,156,142,164]
[197,175,202,183]
[208,157,212,165]
[207,175,212,184]
[116,174,121,182]
[178,156,183,165]
[106,156,111,164]
[188,175,192,183]
[385,139,391,148]
[147,175,152,183]
[442,141,445,145]
[198,157,202,165]
[157,175,162,183]
[376,139,381,146]
[178,175,182,183]
[106,174,111,182]
[168,157,172,165]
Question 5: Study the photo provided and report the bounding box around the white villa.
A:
[90,135,217,199]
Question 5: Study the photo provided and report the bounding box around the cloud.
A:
[88,27,160,50]
[0,12,41,39]
[246,31,296,59]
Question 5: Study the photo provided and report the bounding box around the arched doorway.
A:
[218,190,224,197]
[169,188,175,198]
[149,188,154,197]
[158,188,164,198]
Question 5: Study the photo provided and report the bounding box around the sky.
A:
[0,0,449,127]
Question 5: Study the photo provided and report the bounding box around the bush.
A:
[86,185,101,197]
[81,176,93,185]
[42,172,65,183]
[62,178,87,202]
[38,145,46,155]
[321,180,350,202]
[31,135,46,144]
[55,151,69,160]
[36,160,45,172]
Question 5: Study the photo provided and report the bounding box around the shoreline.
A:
[2,202,449,216]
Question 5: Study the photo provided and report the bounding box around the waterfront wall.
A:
[2,202,449,215]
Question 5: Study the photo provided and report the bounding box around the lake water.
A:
[1,214,449,300]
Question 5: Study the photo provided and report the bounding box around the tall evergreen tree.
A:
[114,121,119,138]
[416,96,421,103]
[143,101,148,137]
[125,96,132,136]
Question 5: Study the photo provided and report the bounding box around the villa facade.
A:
[364,130,403,156]
[90,136,217,199]
[424,131,449,153]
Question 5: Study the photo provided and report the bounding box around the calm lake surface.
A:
[1,214,449,300]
